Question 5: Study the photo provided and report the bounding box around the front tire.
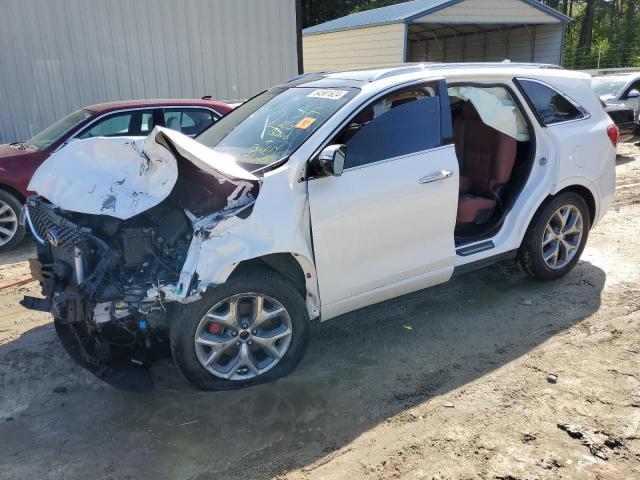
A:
[518,192,591,281]
[0,190,25,253]
[169,269,309,390]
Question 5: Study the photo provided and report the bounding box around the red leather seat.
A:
[454,102,517,224]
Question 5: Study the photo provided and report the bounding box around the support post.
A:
[431,31,445,60]
[524,25,537,62]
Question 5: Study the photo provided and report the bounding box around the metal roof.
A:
[303,0,571,36]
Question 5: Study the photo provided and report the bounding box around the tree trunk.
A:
[577,0,598,53]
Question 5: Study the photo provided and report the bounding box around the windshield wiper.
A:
[250,155,290,176]
[10,142,27,151]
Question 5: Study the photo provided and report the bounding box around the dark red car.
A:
[0,99,232,252]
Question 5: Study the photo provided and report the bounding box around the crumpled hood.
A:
[28,127,258,220]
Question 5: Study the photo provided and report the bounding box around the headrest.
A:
[353,108,374,124]
[461,101,481,120]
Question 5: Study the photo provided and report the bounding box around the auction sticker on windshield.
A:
[307,89,350,100]
[295,117,317,130]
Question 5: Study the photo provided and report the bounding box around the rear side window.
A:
[164,108,216,136]
[517,79,586,126]
[336,84,442,169]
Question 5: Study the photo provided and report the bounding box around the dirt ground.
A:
[1,145,640,480]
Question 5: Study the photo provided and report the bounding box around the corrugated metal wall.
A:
[0,0,299,144]
[408,25,563,64]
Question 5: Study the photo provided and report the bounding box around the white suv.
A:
[23,63,616,390]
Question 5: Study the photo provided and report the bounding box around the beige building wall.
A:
[303,23,405,72]
[412,0,562,24]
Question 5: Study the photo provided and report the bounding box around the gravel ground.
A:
[0,144,639,480]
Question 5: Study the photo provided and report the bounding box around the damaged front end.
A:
[21,128,259,390]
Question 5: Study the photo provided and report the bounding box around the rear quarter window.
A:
[517,79,586,126]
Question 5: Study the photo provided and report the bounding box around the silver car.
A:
[592,73,640,122]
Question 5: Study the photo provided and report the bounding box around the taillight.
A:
[607,124,620,147]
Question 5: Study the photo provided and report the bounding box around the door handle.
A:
[419,170,453,184]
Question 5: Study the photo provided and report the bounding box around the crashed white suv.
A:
[23,64,616,391]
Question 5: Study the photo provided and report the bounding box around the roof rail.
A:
[428,61,565,70]
[351,62,563,82]
[284,72,328,83]
[374,64,431,81]
[288,62,566,86]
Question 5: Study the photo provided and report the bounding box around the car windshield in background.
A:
[24,109,93,151]
[197,86,359,170]
[591,78,629,97]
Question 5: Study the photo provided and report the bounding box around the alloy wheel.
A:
[0,200,18,247]
[541,205,584,270]
[194,293,293,381]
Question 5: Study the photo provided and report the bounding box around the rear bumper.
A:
[593,163,616,226]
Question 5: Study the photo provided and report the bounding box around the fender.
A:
[508,176,598,251]
[213,249,320,320]
[552,175,599,222]
[152,168,322,319]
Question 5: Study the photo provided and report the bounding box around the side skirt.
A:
[453,249,518,277]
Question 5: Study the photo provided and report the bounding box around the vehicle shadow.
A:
[0,259,606,480]
[616,153,636,166]
[0,237,35,267]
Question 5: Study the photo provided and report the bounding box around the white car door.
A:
[308,82,459,320]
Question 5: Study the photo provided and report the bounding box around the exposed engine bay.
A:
[21,128,260,389]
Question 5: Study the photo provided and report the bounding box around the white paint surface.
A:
[308,145,459,319]
[28,135,176,220]
[27,66,617,323]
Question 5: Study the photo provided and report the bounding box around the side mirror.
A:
[626,89,640,99]
[316,144,346,177]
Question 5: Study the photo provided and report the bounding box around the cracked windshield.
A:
[197,86,359,170]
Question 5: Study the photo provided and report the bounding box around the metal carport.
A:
[303,0,571,72]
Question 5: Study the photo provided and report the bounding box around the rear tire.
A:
[0,190,25,253]
[169,268,309,390]
[518,192,591,281]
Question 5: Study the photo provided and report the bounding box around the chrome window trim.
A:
[515,77,591,127]
[540,116,591,127]
[161,106,222,120]
[342,144,455,173]
[71,105,222,140]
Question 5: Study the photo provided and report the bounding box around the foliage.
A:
[300,0,640,70]
[299,1,403,29]
[555,0,640,69]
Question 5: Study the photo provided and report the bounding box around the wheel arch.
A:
[517,180,598,249]
[0,183,27,250]
[555,184,596,225]
[0,183,26,204]
[228,252,320,320]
